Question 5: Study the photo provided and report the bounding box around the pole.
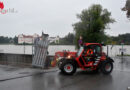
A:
[23,39,25,64]
[121,42,124,62]
[24,42,25,55]
[121,43,124,56]
[32,38,33,55]
[107,45,109,57]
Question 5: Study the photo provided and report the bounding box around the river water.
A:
[0,44,130,56]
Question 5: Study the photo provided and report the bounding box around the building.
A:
[48,36,60,44]
[18,33,39,44]
[18,33,59,44]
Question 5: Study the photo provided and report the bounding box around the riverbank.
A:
[0,45,76,55]
[0,44,130,56]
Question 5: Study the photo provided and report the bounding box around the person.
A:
[78,36,83,47]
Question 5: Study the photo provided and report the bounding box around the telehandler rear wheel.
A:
[101,61,113,74]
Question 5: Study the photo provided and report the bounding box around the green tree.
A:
[0,36,12,44]
[73,4,115,48]
[13,36,18,44]
[59,33,75,45]
[122,0,130,19]
[112,33,130,45]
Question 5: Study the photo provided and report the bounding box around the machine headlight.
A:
[67,55,71,59]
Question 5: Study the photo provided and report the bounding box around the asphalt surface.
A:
[0,56,130,90]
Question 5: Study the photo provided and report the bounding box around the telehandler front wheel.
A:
[60,60,77,75]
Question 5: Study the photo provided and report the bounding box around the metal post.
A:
[121,44,124,56]
[121,42,124,62]
[32,38,33,55]
[23,39,26,64]
[24,42,25,55]
[107,45,109,57]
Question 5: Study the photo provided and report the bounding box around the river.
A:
[0,44,130,56]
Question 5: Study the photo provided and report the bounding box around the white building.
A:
[18,33,39,44]
[48,36,60,44]
[18,33,59,44]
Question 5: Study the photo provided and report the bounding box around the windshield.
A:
[77,47,83,56]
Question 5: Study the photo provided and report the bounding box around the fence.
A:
[32,33,49,68]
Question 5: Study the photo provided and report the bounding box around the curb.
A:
[0,69,58,82]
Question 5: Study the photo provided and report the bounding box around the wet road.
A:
[0,56,130,90]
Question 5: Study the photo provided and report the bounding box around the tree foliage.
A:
[0,36,12,44]
[59,33,75,45]
[112,33,130,45]
[13,36,18,44]
[122,0,130,19]
[73,4,115,48]
[0,36,18,44]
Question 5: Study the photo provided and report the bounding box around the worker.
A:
[78,36,83,47]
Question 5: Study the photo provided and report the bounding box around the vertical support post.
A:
[121,42,124,62]
[107,45,109,57]
[23,38,25,55]
[121,44,124,56]
[23,39,26,64]
[32,38,33,56]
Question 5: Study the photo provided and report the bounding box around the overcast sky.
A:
[0,0,130,37]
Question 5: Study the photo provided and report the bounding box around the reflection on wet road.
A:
[0,56,130,90]
[114,56,130,72]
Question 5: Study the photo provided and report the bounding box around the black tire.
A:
[60,60,77,75]
[101,61,113,75]
[57,58,65,69]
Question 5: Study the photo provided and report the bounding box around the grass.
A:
[117,54,130,56]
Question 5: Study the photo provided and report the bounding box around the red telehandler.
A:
[57,43,114,75]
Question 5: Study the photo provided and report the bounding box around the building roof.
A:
[18,34,40,38]
[22,35,33,38]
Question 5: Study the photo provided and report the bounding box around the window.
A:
[77,47,83,56]
[84,45,101,55]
